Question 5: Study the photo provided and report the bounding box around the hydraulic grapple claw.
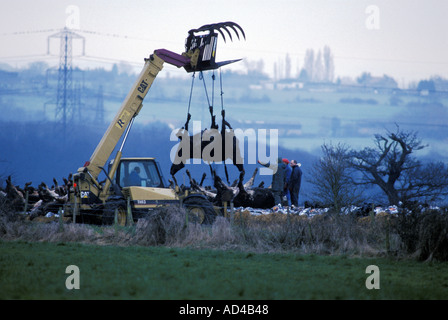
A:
[188,21,245,43]
[183,21,245,72]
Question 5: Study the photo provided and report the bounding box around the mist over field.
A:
[1,63,447,206]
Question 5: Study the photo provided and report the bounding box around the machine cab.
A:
[109,157,168,189]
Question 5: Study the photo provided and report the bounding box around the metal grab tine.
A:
[188,21,245,42]
[214,27,228,42]
[223,21,246,40]
[216,23,233,42]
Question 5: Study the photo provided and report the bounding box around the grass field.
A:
[1,240,447,300]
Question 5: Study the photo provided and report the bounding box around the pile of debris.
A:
[235,205,329,216]
[184,167,276,210]
[0,175,71,221]
[234,202,445,218]
[3,168,444,223]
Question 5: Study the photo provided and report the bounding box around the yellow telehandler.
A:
[66,22,245,226]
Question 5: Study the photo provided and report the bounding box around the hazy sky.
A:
[0,0,447,86]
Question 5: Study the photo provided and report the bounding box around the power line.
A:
[79,55,144,67]
[3,27,447,68]
[76,29,178,45]
[0,28,59,36]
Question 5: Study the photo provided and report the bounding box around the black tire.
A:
[182,195,216,225]
[103,199,127,226]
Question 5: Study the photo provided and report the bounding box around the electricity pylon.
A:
[47,27,85,140]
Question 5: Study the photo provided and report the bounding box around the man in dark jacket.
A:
[282,158,292,206]
[288,160,302,207]
[258,157,286,206]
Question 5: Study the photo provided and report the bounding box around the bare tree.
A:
[303,49,314,82]
[307,142,363,210]
[313,50,324,82]
[348,126,448,205]
[400,161,448,203]
[323,46,334,83]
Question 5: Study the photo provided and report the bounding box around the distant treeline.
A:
[2,61,448,95]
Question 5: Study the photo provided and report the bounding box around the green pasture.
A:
[1,240,447,300]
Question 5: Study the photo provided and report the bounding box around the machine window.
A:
[120,161,161,187]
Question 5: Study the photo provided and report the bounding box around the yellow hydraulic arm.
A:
[77,49,190,183]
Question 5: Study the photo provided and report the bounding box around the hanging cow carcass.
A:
[170,125,245,187]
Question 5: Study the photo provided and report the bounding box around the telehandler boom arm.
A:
[77,50,189,181]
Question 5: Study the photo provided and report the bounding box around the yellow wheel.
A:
[116,205,127,226]
[103,199,127,226]
[187,206,206,224]
[183,195,216,225]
